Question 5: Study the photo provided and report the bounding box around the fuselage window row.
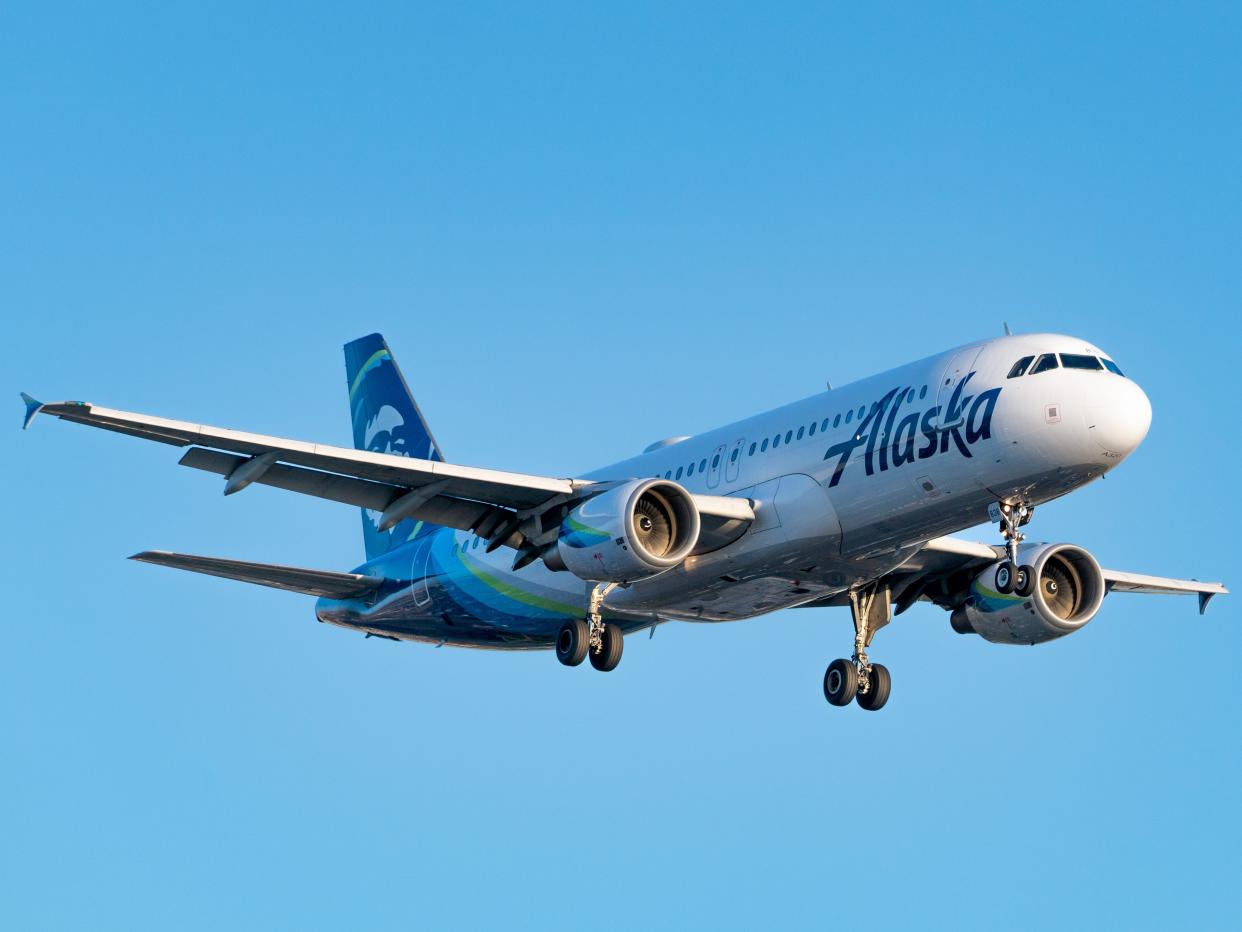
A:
[654,382,935,481]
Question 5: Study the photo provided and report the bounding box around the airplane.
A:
[20,331,1228,711]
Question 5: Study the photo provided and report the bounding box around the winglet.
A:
[20,393,43,430]
[1199,591,1218,615]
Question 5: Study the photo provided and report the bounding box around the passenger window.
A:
[1061,353,1103,370]
[676,466,684,479]
[664,471,671,479]
[1031,353,1059,374]
[1102,358,1125,376]
[749,442,757,456]
[687,462,695,476]
[760,438,769,452]
[919,385,927,399]
[906,389,914,403]
[785,430,793,444]
[808,422,816,436]
[730,449,738,463]
[834,414,841,427]
[699,458,707,471]
[845,410,853,424]
[1007,356,1035,378]
[773,435,781,449]
[821,418,830,431]
[711,454,721,469]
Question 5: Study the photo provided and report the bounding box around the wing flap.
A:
[178,448,494,534]
[130,550,385,599]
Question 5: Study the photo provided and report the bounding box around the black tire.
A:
[1015,564,1036,598]
[589,622,624,672]
[556,619,589,667]
[857,663,891,711]
[994,562,1016,594]
[823,658,858,706]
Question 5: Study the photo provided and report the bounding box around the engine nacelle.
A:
[546,479,700,583]
[950,543,1106,645]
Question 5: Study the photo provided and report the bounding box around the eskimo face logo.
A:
[823,372,1001,487]
[364,405,408,530]
[364,404,409,457]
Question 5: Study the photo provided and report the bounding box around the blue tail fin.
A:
[344,334,443,561]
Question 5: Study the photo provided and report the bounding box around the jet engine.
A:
[544,479,700,583]
[950,544,1106,644]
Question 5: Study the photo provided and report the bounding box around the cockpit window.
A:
[1101,358,1125,377]
[1060,353,1103,370]
[1030,353,1059,375]
[1007,356,1035,378]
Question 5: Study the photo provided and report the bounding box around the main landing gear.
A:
[989,500,1036,598]
[823,583,893,711]
[556,582,624,672]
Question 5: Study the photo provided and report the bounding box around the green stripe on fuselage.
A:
[454,545,581,618]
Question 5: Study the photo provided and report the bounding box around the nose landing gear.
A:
[823,583,893,712]
[556,582,624,672]
[989,500,1037,598]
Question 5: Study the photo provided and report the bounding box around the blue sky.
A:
[3,3,1239,928]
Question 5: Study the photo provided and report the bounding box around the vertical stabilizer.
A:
[344,334,444,560]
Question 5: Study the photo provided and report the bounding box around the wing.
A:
[795,535,1227,615]
[899,536,1226,614]
[1095,568,1229,613]
[131,551,385,599]
[23,396,753,559]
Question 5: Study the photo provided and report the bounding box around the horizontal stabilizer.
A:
[130,551,385,600]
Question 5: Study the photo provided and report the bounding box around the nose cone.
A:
[1086,379,1151,460]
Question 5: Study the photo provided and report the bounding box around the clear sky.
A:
[4,3,1240,929]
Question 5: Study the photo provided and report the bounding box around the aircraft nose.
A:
[1086,377,1151,459]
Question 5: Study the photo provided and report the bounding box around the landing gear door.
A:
[935,347,984,429]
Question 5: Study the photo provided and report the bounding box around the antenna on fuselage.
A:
[1003,322,1012,335]
[826,380,833,390]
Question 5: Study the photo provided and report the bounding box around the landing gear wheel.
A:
[856,663,891,711]
[994,562,1016,594]
[589,622,624,672]
[555,619,589,667]
[1015,565,1036,598]
[823,658,858,706]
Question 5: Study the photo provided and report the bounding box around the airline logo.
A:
[823,372,1000,487]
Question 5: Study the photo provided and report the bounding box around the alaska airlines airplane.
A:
[21,332,1228,711]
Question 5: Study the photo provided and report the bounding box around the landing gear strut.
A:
[823,583,892,711]
[990,500,1037,599]
[556,582,624,672]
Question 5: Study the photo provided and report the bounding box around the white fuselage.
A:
[327,332,1151,643]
